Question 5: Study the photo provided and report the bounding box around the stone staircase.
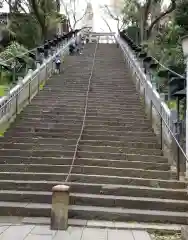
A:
[0,43,188,224]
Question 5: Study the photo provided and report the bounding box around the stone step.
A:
[0,171,176,186]
[34,96,140,101]
[0,157,169,170]
[69,193,188,212]
[12,123,152,132]
[24,106,145,113]
[27,103,143,110]
[23,111,146,118]
[0,164,171,179]
[0,138,158,148]
[77,152,166,161]
[0,191,187,212]
[18,115,149,123]
[0,139,160,149]
[2,133,158,143]
[14,117,152,126]
[0,202,187,224]
[68,205,188,224]
[5,129,155,138]
[80,140,160,149]
[0,180,185,198]
[0,149,165,161]
[7,126,153,135]
[36,90,138,94]
[0,151,167,163]
[42,87,135,90]
[30,98,141,104]
[0,143,160,155]
[31,99,142,105]
[81,134,157,142]
[20,111,146,119]
[78,145,161,156]
[34,90,139,95]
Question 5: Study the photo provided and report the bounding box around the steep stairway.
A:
[0,43,188,224]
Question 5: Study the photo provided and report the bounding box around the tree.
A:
[28,0,62,41]
[103,0,177,41]
[10,13,42,48]
[0,0,65,46]
[60,0,88,30]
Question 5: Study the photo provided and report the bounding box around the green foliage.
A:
[0,0,66,87]
[0,42,28,62]
[0,42,34,85]
[10,14,42,48]
[145,22,185,74]
[0,85,9,96]
[174,0,188,32]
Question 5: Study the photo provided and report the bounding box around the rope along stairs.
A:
[0,42,188,224]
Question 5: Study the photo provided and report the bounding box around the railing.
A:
[88,32,116,44]
[115,34,188,180]
[0,35,78,134]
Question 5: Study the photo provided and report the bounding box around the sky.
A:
[92,0,117,32]
[0,0,117,32]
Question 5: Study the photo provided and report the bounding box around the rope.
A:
[151,55,185,79]
[65,41,99,183]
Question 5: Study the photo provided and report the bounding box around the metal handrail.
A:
[152,91,188,180]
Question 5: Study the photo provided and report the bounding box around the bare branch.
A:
[3,0,28,13]
[147,0,176,38]
[61,0,88,30]
[143,0,152,33]
[101,16,112,32]
[102,4,118,21]
[73,6,88,28]
[60,0,72,29]
[100,4,124,31]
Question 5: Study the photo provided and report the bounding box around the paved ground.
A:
[0,224,152,240]
[0,217,153,240]
[0,217,183,239]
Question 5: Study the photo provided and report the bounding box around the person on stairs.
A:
[55,54,61,74]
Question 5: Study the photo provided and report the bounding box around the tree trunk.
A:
[8,0,12,13]
[56,0,60,12]
[29,0,47,41]
[147,0,176,39]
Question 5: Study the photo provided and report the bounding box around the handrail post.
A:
[160,107,163,153]
[150,100,153,124]
[15,93,18,114]
[28,81,31,103]
[177,97,181,180]
[177,135,180,180]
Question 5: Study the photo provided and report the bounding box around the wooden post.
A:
[51,185,70,230]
